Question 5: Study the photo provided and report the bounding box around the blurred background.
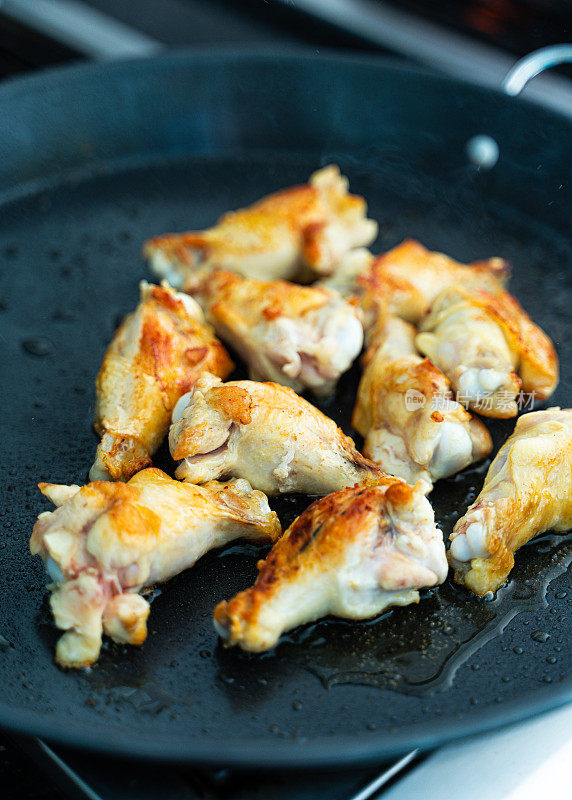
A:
[0,0,571,89]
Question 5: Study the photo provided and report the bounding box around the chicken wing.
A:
[448,408,572,595]
[30,468,281,667]
[359,239,509,328]
[416,286,558,417]
[90,282,234,482]
[316,247,373,298]
[169,373,383,495]
[189,269,363,396]
[143,166,378,286]
[352,314,492,485]
[214,478,447,651]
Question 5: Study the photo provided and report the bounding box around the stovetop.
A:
[0,2,569,798]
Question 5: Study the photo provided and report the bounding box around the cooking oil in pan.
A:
[269,531,571,697]
[213,439,570,700]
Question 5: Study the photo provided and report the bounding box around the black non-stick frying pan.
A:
[0,50,570,768]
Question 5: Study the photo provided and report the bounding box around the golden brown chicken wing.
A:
[189,269,363,396]
[359,239,509,328]
[90,282,234,482]
[144,166,378,286]
[30,468,281,667]
[352,314,491,485]
[448,408,572,595]
[169,373,382,495]
[316,247,373,298]
[214,477,447,651]
[416,287,558,416]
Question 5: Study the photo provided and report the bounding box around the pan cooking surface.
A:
[0,54,570,765]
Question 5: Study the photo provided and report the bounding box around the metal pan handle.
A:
[502,44,572,97]
[467,44,572,169]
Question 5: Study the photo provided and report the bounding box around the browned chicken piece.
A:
[214,477,448,651]
[189,269,363,396]
[316,247,374,298]
[352,314,491,485]
[169,373,382,495]
[143,166,378,286]
[416,287,558,417]
[359,239,510,329]
[448,408,572,595]
[90,282,234,482]
[30,468,281,667]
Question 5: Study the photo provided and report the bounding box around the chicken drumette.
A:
[189,268,363,396]
[352,314,491,485]
[90,282,233,482]
[214,477,447,651]
[144,166,378,286]
[359,239,510,328]
[416,287,558,417]
[169,373,382,495]
[30,468,281,667]
[448,408,572,595]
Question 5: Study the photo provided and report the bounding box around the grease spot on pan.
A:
[257,532,571,698]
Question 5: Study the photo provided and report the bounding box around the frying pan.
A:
[0,50,570,768]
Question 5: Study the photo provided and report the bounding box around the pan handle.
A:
[502,44,572,96]
[466,44,572,169]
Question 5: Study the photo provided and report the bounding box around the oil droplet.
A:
[513,646,524,654]
[143,587,162,603]
[546,656,557,664]
[366,722,377,730]
[22,337,54,357]
[543,675,553,683]
[292,700,303,711]
[52,308,75,322]
[3,244,18,258]
[531,631,550,643]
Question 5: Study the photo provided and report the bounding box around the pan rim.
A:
[1,48,570,767]
[1,680,570,766]
[1,44,570,121]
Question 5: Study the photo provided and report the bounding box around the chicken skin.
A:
[189,269,363,396]
[169,373,382,495]
[30,468,281,667]
[214,477,448,651]
[352,315,492,485]
[316,247,373,298]
[416,287,558,417]
[448,408,572,595]
[90,282,234,482]
[144,166,378,286]
[359,239,509,328]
